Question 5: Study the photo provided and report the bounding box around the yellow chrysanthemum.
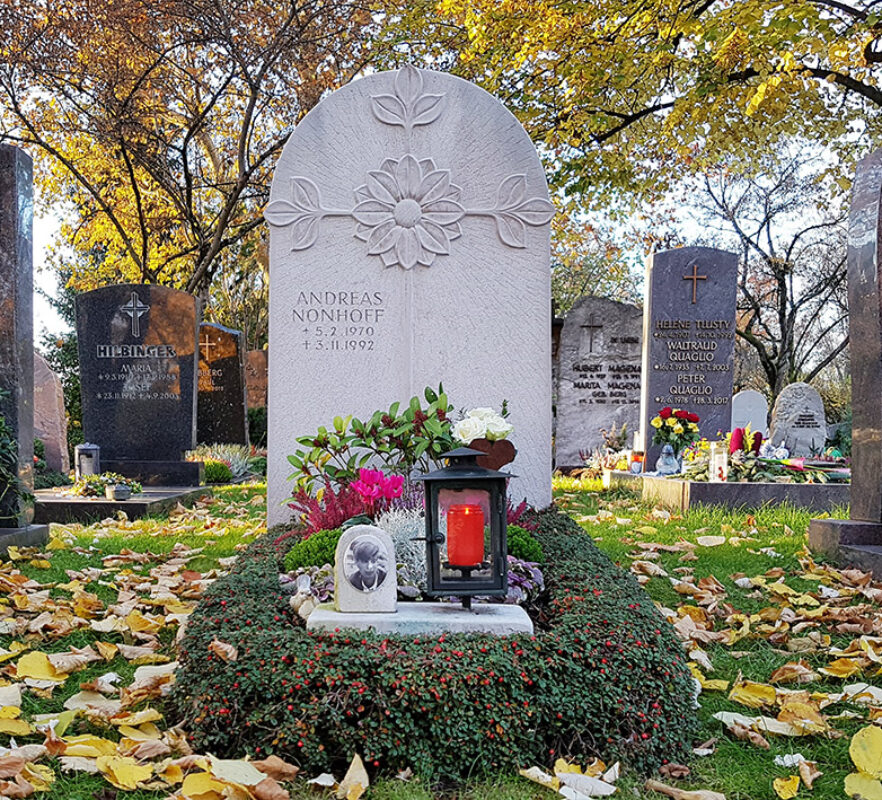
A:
[651,417,663,428]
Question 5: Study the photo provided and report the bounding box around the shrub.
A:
[507,524,544,563]
[32,438,72,489]
[248,406,268,448]
[283,528,342,572]
[288,481,367,533]
[286,384,455,492]
[190,444,250,479]
[204,459,234,484]
[169,508,697,783]
[70,472,141,497]
[375,507,427,593]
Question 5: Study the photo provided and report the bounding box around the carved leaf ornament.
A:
[264,65,556,270]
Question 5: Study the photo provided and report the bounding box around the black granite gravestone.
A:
[197,322,247,445]
[0,146,48,548]
[639,247,738,467]
[76,284,202,485]
[809,151,882,574]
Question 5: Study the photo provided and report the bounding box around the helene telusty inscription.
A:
[263,66,555,270]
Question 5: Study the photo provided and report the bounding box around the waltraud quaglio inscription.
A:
[293,291,386,353]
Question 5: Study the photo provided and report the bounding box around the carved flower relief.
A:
[352,155,465,270]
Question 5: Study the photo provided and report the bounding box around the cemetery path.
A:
[0,480,878,800]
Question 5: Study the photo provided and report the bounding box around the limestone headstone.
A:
[0,146,35,528]
[265,65,554,525]
[76,284,201,482]
[731,389,768,436]
[768,382,826,457]
[33,351,69,473]
[334,524,397,613]
[245,349,268,409]
[555,297,642,467]
[197,322,247,445]
[639,247,738,466]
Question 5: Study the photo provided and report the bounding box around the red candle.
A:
[446,504,484,566]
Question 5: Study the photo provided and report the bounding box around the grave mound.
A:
[168,509,697,782]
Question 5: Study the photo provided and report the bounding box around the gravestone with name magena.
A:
[731,389,768,436]
[808,150,882,572]
[33,351,69,474]
[197,322,247,445]
[0,145,40,534]
[76,284,201,484]
[245,349,268,409]
[555,296,642,467]
[265,65,555,525]
[768,382,826,457]
[639,247,738,466]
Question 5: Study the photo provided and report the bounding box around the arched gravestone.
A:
[76,284,201,483]
[265,66,555,525]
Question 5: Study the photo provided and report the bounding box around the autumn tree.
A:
[678,147,848,408]
[386,0,882,202]
[0,0,377,297]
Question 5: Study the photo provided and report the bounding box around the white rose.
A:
[466,407,498,421]
[452,416,487,444]
[484,416,513,441]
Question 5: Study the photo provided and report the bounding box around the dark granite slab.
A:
[0,525,48,554]
[34,486,211,524]
[76,284,199,462]
[639,247,738,466]
[643,477,849,513]
[0,146,35,527]
[198,322,247,444]
[101,459,204,487]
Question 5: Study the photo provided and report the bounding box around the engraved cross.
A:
[581,314,603,353]
[121,292,149,337]
[199,334,217,361]
[683,264,707,304]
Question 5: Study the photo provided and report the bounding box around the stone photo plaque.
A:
[334,524,397,613]
[265,65,555,525]
[76,284,199,462]
[768,382,826,457]
[197,322,247,445]
[639,247,738,466]
[555,297,642,467]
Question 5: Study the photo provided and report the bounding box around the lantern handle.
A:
[411,534,445,544]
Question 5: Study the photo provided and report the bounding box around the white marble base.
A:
[306,602,533,636]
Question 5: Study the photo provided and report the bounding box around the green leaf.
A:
[393,423,413,436]
[409,395,421,414]
[333,415,343,431]
[318,426,327,436]
[388,402,400,418]
[424,386,438,403]
[424,417,443,436]
[414,439,430,459]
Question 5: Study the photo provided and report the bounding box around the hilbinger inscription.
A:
[294,291,386,353]
[651,318,734,407]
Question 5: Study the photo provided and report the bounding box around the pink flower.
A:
[383,474,405,499]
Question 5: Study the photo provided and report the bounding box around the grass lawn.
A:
[0,478,877,799]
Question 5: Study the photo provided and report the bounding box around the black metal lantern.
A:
[415,447,512,609]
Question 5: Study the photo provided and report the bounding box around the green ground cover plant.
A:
[170,507,696,783]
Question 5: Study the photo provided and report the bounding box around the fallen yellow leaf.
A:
[845,771,882,800]
[850,725,882,779]
[773,775,799,799]
[96,755,152,791]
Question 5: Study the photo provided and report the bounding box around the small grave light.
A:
[74,443,100,479]
[415,447,512,610]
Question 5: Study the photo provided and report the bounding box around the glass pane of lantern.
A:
[436,487,493,581]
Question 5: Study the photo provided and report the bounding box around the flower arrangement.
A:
[452,406,513,445]
[350,468,404,517]
[650,407,700,453]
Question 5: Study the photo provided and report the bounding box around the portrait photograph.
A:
[344,535,388,593]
